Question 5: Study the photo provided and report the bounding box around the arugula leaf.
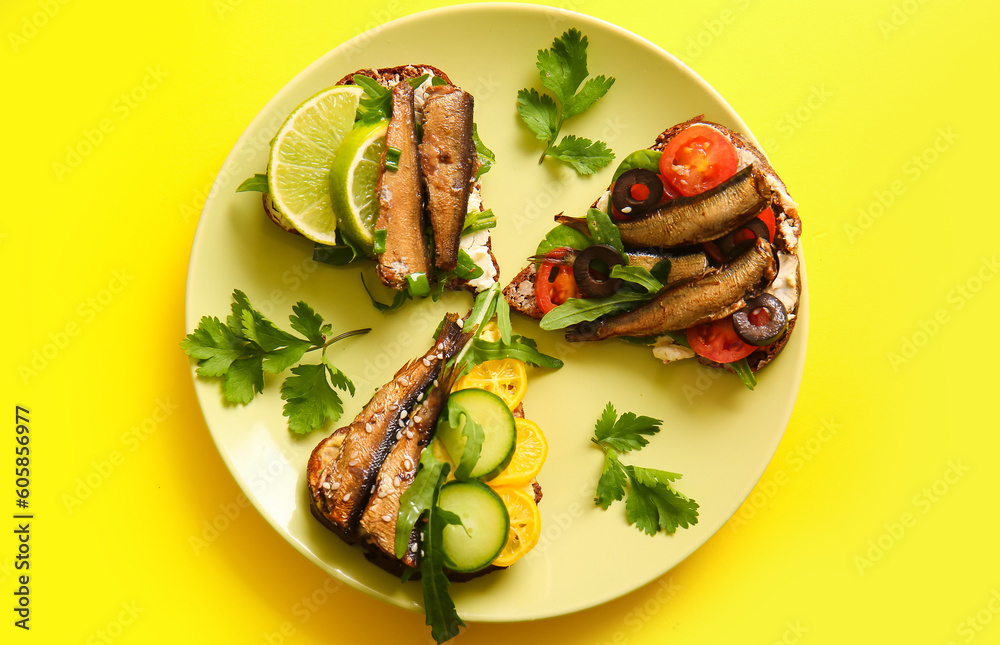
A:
[472,123,495,179]
[516,88,559,142]
[313,234,364,266]
[731,358,757,391]
[442,399,485,480]
[610,265,663,294]
[353,74,392,125]
[539,290,651,330]
[361,273,411,313]
[468,335,563,369]
[421,504,466,644]
[546,135,615,175]
[590,403,699,535]
[517,28,617,174]
[495,296,513,345]
[236,173,269,193]
[585,207,624,253]
[182,290,367,432]
[592,402,662,452]
[395,445,451,559]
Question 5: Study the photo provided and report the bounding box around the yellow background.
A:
[3,0,999,643]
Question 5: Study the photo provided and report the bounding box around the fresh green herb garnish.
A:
[472,123,495,179]
[535,224,593,260]
[395,447,451,559]
[384,145,402,172]
[181,290,368,433]
[517,28,616,175]
[731,358,757,391]
[591,403,699,535]
[406,272,432,298]
[354,73,430,125]
[585,207,624,254]
[462,208,497,235]
[421,505,466,643]
[360,273,411,312]
[539,290,650,331]
[609,264,664,294]
[372,228,388,256]
[610,149,663,185]
[442,399,485,480]
[236,173,269,193]
[313,232,365,266]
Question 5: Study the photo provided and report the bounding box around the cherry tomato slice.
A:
[535,247,580,314]
[658,124,738,197]
[685,316,759,363]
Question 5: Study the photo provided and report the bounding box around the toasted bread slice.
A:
[503,116,801,372]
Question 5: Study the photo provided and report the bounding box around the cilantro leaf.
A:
[593,402,662,452]
[516,88,559,142]
[181,316,246,377]
[625,466,699,535]
[289,301,326,345]
[280,363,345,434]
[590,403,699,536]
[562,74,615,119]
[595,447,628,509]
[223,355,265,405]
[183,289,367,433]
[546,135,615,175]
[537,27,590,103]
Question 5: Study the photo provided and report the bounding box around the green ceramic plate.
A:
[185,2,808,622]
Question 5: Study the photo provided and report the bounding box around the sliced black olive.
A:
[611,169,663,218]
[573,244,624,298]
[732,293,787,346]
[717,216,771,260]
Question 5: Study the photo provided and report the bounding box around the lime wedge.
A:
[267,85,364,245]
[328,120,388,256]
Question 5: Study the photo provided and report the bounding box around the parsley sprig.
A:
[591,403,700,535]
[181,289,369,433]
[517,28,616,174]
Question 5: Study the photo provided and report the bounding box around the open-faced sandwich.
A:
[242,64,499,299]
[503,116,802,388]
[305,286,559,642]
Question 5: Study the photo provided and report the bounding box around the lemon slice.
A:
[491,486,542,567]
[454,358,529,411]
[266,85,364,245]
[328,120,387,255]
[488,418,549,487]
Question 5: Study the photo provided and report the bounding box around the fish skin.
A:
[616,166,769,249]
[624,250,709,287]
[566,238,777,341]
[376,82,432,289]
[358,383,447,567]
[306,315,465,536]
[419,85,475,271]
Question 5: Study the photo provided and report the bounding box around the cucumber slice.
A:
[436,388,517,480]
[437,480,509,572]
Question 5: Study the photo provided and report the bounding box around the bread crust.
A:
[503,116,802,371]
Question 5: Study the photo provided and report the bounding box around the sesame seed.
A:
[410,543,418,553]
[382,514,392,522]
[329,481,341,490]
[422,357,432,367]
[342,492,351,502]
[389,403,398,411]
[396,431,403,440]
[456,318,464,328]
[437,343,445,351]
[394,476,402,488]
[621,206,632,214]
[416,392,424,402]
[365,422,373,433]
[412,417,421,425]
[348,459,359,466]
[433,379,439,387]
[321,481,331,490]
[420,550,425,557]
[400,409,408,419]
[378,490,388,498]
[404,458,413,470]
[405,430,414,439]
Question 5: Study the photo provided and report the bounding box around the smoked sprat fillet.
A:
[419,85,475,272]
[306,315,467,538]
[376,82,432,289]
